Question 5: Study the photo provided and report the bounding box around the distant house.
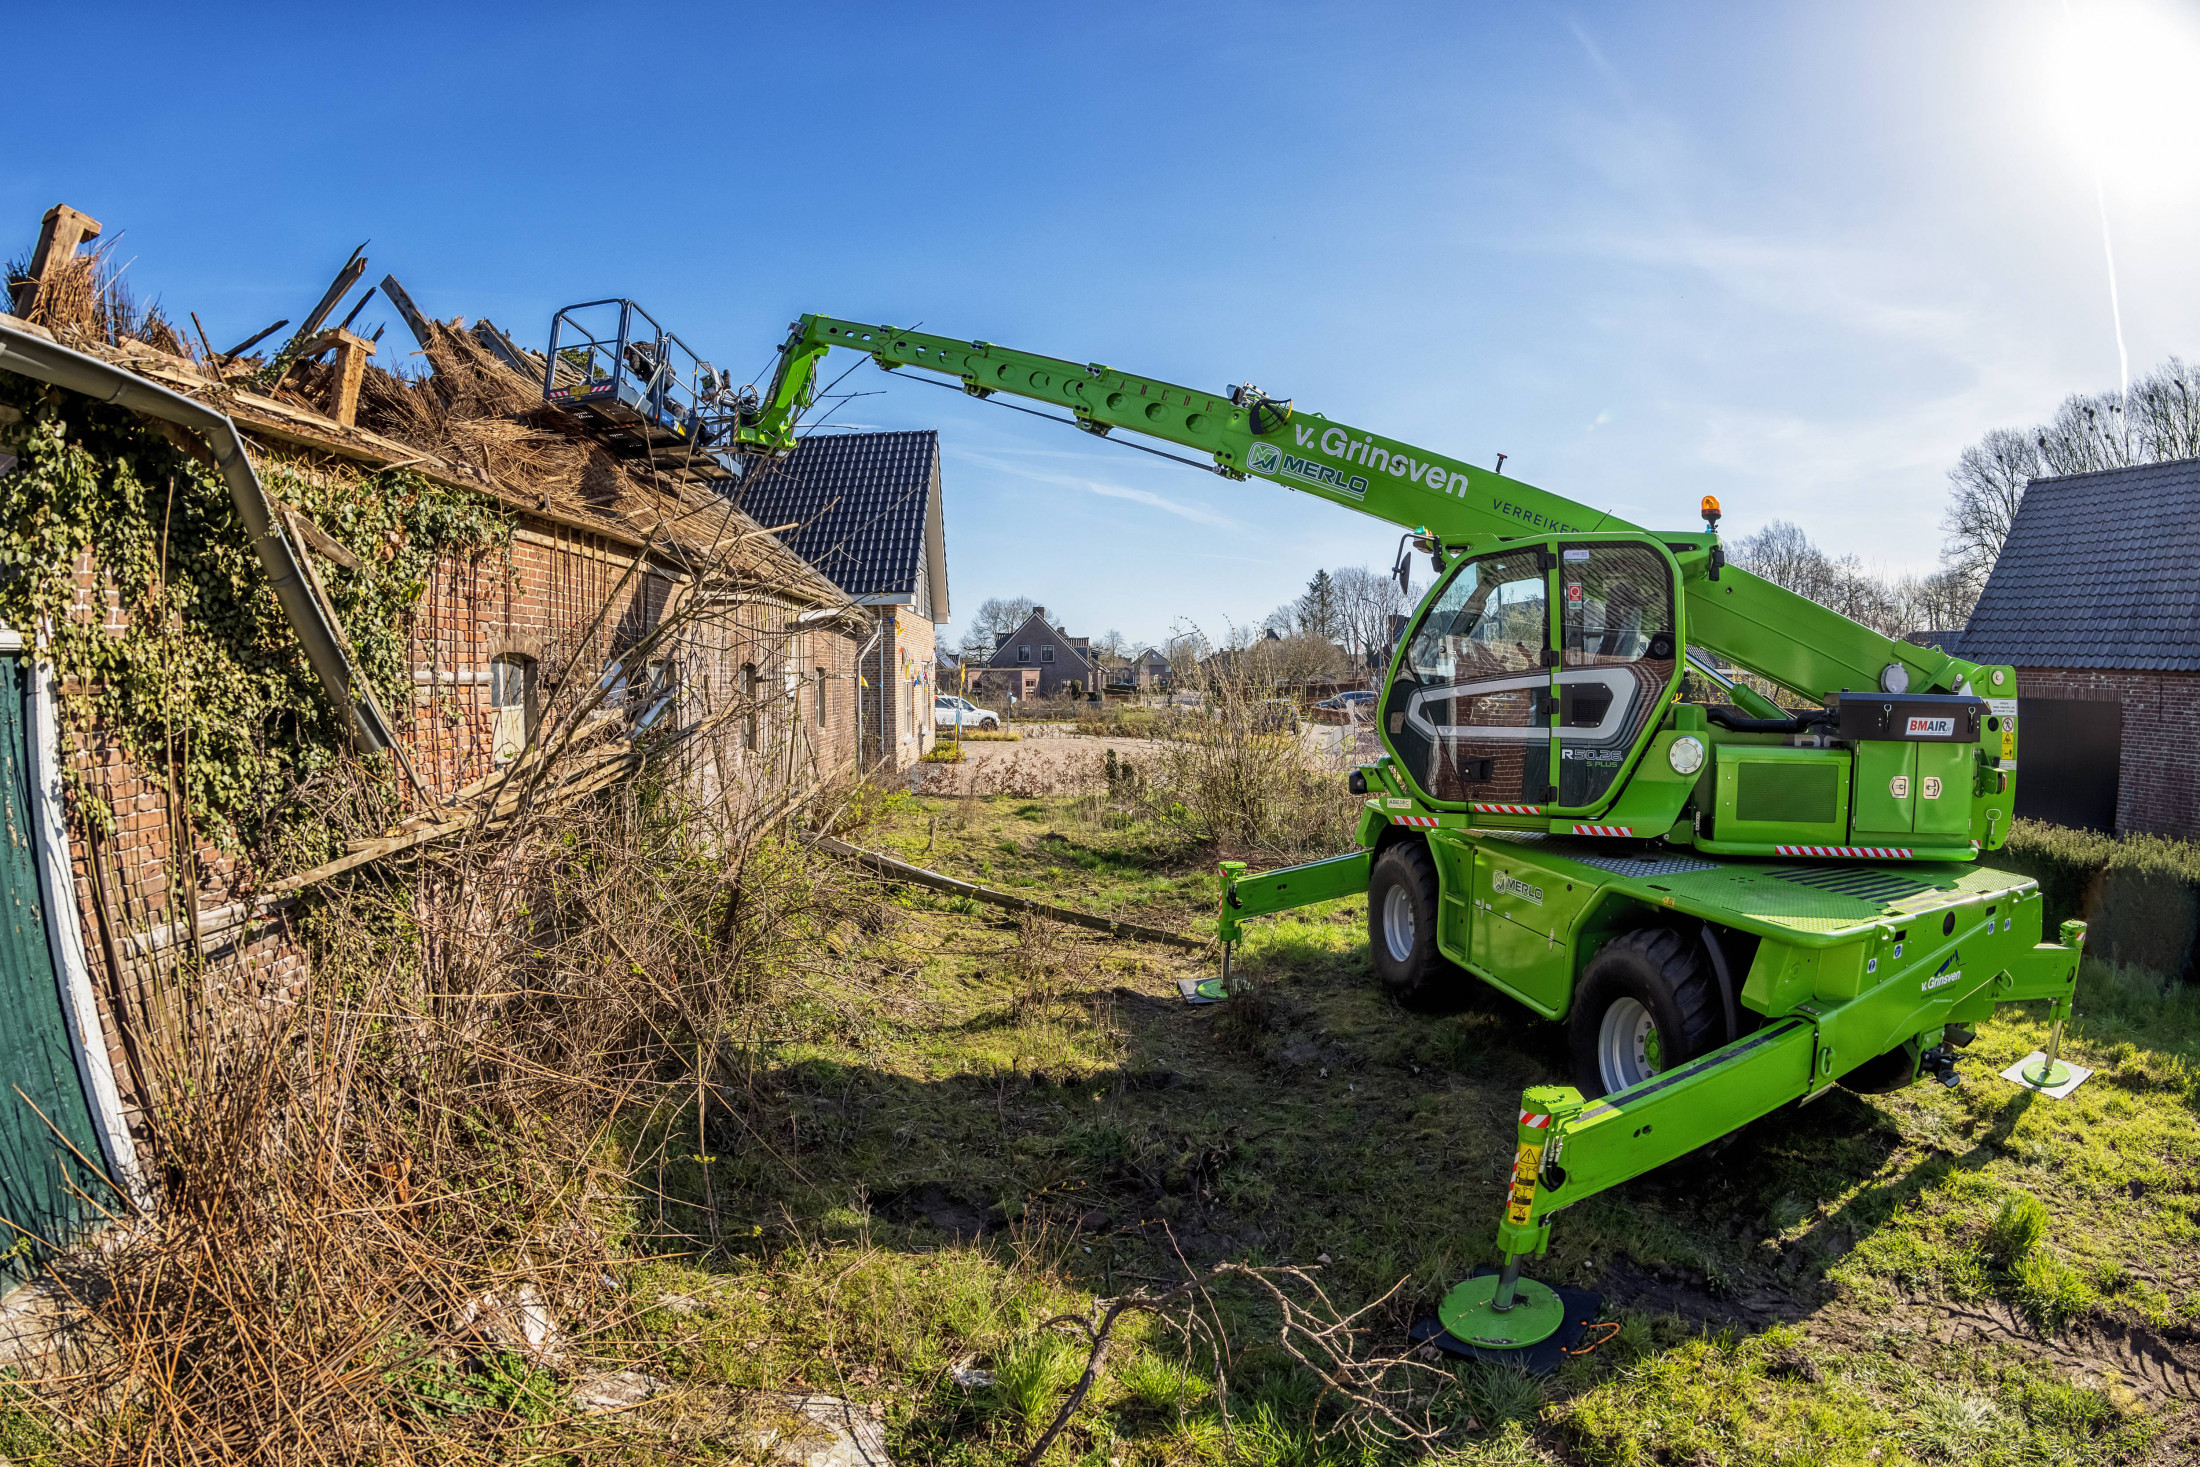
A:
[738,430,951,767]
[983,606,1096,696]
[1955,456,2200,835]
[971,667,1040,701]
[1118,648,1172,689]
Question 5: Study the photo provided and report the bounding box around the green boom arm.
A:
[740,316,1982,702]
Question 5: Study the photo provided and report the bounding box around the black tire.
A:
[981,717,998,731]
[1568,927,1722,1098]
[1368,843,1467,1009]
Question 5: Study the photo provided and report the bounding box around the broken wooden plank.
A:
[11,204,102,316]
[335,285,377,335]
[811,834,1208,950]
[287,244,367,350]
[471,319,542,382]
[278,504,360,570]
[219,318,288,359]
[379,273,433,350]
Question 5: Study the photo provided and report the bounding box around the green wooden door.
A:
[0,652,109,1284]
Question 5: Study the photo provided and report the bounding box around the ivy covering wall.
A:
[0,374,508,868]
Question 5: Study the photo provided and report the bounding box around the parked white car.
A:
[933,695,1000,732]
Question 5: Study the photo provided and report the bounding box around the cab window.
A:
[1404,550,1548,682]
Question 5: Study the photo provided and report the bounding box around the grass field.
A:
[631,784,2199,1465]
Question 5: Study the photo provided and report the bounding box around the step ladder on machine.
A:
[541,299,756,487]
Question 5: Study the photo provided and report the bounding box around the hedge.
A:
[1982,820,2200,983]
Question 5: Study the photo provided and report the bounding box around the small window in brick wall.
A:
[741,663,759,751]
[1018,645,1031,663]
[1041,646,1054,663]
[816,667,828,727]
[489,655,536,765]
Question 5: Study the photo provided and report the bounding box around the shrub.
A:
[1984,820,2200,982]
[1143,672,1359,860]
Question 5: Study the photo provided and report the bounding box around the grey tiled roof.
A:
[1959,456,2200,671]
[734,430,938,600]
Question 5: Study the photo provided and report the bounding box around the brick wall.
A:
[857,606,940,770]
[59,451,865,1133]
[2016,665,2200,837]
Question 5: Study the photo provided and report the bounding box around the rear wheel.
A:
[1568,926,1721,1098]
[1368,843,1466,1009]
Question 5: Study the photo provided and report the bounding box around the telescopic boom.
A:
[738,315,1983,706]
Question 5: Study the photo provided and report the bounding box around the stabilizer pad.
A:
[1410,1268,1603,1374]
[1176,977,1227,1005]
[2000,1050,2091,1099]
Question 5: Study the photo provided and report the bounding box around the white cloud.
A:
[946,446,1239,529]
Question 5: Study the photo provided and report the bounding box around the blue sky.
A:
[14,2,2200,651]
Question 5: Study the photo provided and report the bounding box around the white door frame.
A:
[3,627,144,1204]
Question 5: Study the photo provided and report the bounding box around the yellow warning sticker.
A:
[2002,723,2015,760]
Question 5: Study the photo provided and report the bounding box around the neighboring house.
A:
[983,606,1097,696]
[1955,456,2200,836]
[738,430,952,767]
[1099,648,1170,690]
[970,667,1040,701]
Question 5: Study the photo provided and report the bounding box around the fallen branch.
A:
[810,835,1208,951]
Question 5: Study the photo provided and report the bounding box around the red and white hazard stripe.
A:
[1470,803,1542,815]
[1571,824,1634,838]
[1774,845,1913,859]
[1518,1110,1552,1129]
[1389,814,1441,828]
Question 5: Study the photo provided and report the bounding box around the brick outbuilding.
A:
[1956,457,2200,836]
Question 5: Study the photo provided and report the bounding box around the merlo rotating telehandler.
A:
[725,314,2089,1360]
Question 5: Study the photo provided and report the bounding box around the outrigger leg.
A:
[1184,853,1372,1005]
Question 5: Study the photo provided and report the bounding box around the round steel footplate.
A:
[1436,1275,1566,1349]
[2023,1058,2075,1088]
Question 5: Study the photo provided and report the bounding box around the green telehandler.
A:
[728,315,2089,1361]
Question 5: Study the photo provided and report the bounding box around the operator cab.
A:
[1383,536,1679,814]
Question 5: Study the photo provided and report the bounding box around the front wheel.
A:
[1567,926,1721,1098]
[1368,843,1467,1009]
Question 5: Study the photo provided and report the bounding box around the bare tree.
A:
[1333,564,1407,669]
[1942,427,2039,591]
[1735,520,1975,638]
[957,595,1037,659]
[1941,353,2200,592]
[1162,625,1209,669]
[2129,356,2200,462]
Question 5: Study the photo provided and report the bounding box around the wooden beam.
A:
[320,327,374,427]
[278,504,361,570]
[10,203,102,317]
[378,273,434,350]
[811,835,1207,950]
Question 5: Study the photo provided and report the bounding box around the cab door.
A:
[1551,541,1681,812]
